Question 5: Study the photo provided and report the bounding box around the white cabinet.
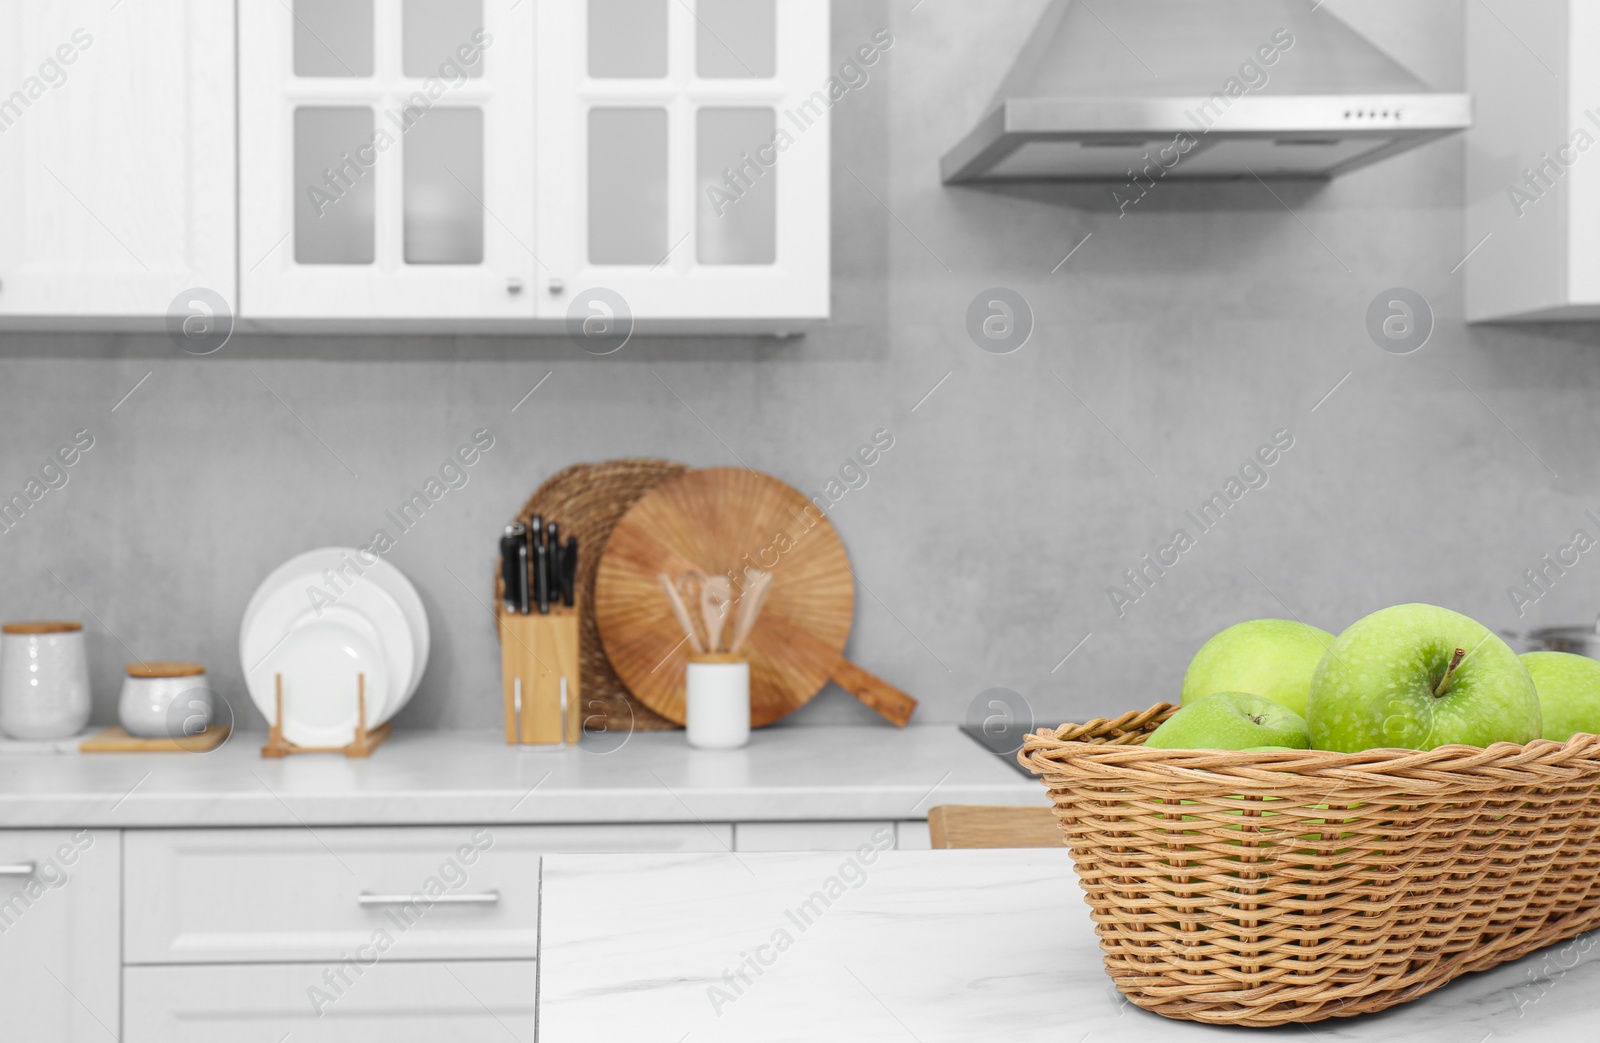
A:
[124,960,538,1042]
[124,823,731,965]
[895,820,933,850]
[240,0,830,331]
[735,820,896,851]
[0,0,234,326]
[537,0,831,331]
[239,0,537,325]
[0,830,120,1043]
[1466,0,1600,321]
[125,826,541,964]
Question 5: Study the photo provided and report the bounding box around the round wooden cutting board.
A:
[596,467,885,727]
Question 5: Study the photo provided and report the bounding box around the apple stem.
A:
[1435,647,1467,697]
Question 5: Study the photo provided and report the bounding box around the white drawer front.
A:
[125,823,731,964]
[124,960,537,1042]
[0,829,120,1043]
[734,821,896,852]
[126,825,531,964]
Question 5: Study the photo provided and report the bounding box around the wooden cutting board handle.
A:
[830,659,917,727]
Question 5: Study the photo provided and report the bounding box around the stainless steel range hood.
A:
[941,0,1471,183]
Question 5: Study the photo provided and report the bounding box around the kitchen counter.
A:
[540,849,1594,1042]
[0,725,1042,828]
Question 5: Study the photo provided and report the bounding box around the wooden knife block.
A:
[498,610,581,747]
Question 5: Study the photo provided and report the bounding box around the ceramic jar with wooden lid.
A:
[119,661,211,739]
[0,621,91,740]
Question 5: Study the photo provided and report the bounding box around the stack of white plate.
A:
[239,548,430,746]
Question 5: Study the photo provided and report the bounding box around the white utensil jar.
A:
[119,662,212,738]
[686,655,750,749]
[0,622,91,740]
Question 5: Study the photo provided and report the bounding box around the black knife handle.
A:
[546,521,562,611]
[561,536,578,607]
[526,515,542,615]
[547,528,563,606]
[502,523,528,614]
[498,528,519,612]
[531,515,550,615]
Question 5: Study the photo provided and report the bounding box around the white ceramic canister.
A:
[119,661,212,739]
[685,654,751,749]
[0,621,91,740]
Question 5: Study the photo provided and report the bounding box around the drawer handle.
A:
[358,891,500,907]
[0,862,35,877]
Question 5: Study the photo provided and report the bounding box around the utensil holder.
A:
[499,610,581,747]
[686,654,750,749]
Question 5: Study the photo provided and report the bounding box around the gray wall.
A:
[2,0,1597,735]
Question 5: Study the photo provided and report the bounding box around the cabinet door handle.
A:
[0,863,36,877]
[358,891,500,907]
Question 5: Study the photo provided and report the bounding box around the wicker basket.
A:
[1018,704,1600,1026]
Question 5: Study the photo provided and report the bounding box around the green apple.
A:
[1307,604,1541,752]
[1180,619,1336,717]
[1145,692,1311,750]
[1521,651,1600,742]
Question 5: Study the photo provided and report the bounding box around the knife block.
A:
[498,610,581,747]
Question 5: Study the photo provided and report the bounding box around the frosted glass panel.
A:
[697,108,776,265]
[403,0,484,78]
[404,109,484,264]
[589,0,668,78]
[696,0,775,78]
[588,108,668,265]
[294,107,376,264]
[294,0,374,77]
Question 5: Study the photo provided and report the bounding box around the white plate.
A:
[240,576,410,729]
[241,548,429,709]
[273,582,413,722]
[260,620,390,748]
[293,602,412,720]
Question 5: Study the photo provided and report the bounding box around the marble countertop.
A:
[0,725,1043,828]
[539,848,1593,1042]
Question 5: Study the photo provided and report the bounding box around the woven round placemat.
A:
[494,458,688,733]
[1019,704,1600,1026]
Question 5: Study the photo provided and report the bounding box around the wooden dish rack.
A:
[261,673,390,758]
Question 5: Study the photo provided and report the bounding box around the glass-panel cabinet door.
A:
[538,0,830,330]
[240,0,536,322]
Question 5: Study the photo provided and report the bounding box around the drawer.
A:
[124,960,537,1042]
[126,826,534,964]
[125,823,728,964]
[734,821,896,851]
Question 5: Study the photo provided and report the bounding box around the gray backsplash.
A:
[2,0,1598,734]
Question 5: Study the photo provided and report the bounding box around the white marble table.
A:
[539,849,1597,1042]
[0,725,1042,827]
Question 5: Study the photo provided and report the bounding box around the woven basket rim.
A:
[1020,702,1600,793]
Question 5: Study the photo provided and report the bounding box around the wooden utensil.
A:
[729,570,771,654]
[594,467,918,727]
[658,574,706,655]
[700,574,733,653]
